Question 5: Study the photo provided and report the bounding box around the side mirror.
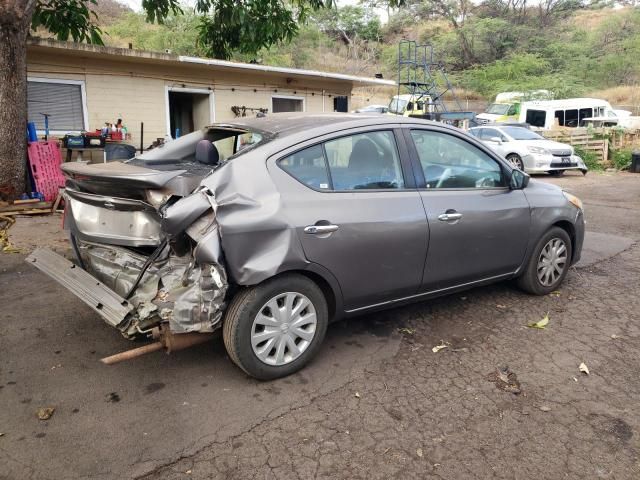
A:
[489,136,503,144]
[510,169,530,190]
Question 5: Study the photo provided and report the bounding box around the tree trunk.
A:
[0,17,30,201]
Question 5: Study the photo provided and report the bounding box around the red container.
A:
[110,131,123,141]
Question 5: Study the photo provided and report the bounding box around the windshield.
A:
[389,98,408,115]
[501,127,544,140]
[486,103,511,115]
[134,127,266,164]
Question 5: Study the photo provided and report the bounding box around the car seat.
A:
[195,140,220,166]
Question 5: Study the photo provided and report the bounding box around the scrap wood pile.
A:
[0,197,60,216]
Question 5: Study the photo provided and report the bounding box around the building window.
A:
[272,95,304,113]
[27,78,87,133]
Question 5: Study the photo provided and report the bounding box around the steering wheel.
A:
[435,168,453,189]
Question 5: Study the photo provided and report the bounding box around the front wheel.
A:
[506,154,524,171]
[223,274,328,380]
[517,227,572,295]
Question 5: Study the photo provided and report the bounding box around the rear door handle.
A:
[438,212,463,222]
[304,224,339,234]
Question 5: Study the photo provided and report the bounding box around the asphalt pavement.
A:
[1,171,639,479]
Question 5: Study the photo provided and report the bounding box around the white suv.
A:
[468,125,588,175]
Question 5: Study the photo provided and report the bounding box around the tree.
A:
[0,0,337,200]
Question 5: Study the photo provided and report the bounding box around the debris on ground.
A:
[0,216,23,254]
[579,362,590,375]
[397,327,415,335]
[354,392,360,398]
[416,448,423,458]
[432,343,448,353]
[496,304,507,310]
[487,366,522,394]
[549,291,561,297]
[36,407,55,420]
[539,405,552,412]
[527,313,550,329]
[106,392,121,403]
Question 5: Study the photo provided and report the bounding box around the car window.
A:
[480,128,505,141]
[279,144,331,190]
[324,131,405,190]
[410,130,505,189]
[526,109,546,128]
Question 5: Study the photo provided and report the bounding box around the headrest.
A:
[195,140,220,166]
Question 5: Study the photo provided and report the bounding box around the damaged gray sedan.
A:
[28,114,585,379]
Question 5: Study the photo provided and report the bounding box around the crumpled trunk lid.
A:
[30,160,230,339]
[62,161,188,199]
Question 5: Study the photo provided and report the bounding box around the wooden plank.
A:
[0,201,52,213]
[0,208,54,216]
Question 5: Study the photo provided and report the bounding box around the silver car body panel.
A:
[65,190,163,247]
[419,188,531,290]
[26,248,135,328]
[30,114,585,338]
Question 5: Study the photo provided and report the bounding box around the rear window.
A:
[135,127,267,164]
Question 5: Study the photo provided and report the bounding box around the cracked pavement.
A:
[1,172,639,479]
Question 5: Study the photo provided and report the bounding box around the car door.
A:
[271,128,429,311]
[405,127,531,292]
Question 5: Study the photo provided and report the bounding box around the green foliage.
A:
[32,0,103,44]
[574,146,603,171]
[107,11,204,56]
[458,53,585,99]
[611,149,633,170]
[28,0,352,60]
[313,5,382,42]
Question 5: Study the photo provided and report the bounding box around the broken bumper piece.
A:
[27,245,227,339]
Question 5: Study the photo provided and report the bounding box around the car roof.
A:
[470,124,530,131]
[522,98,611,109]
[207,113,449,139]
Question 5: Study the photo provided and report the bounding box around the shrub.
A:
[611,149,633,170]
[573,146,603,171]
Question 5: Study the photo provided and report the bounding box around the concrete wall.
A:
[26,47,354,160]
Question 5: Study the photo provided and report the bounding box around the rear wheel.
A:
[223,274,328,380]
[506,153,524,171]
[517,227,572,295]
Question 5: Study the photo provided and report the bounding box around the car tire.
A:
[222,273,328,380]
[517,227,573,295]
[506,154,524,171]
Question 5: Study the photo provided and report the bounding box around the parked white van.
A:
[519,98,621,130]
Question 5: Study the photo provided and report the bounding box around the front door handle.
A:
[438,212,463,222]
[304,224,339,234]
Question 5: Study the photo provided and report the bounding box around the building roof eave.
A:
[27,37,395,88]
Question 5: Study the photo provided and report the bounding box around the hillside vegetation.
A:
[91,0,640,104]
